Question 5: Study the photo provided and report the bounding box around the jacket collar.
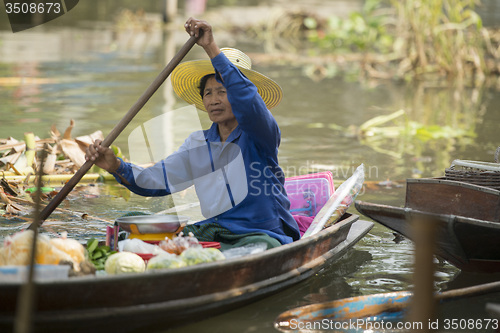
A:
[205,122,242,143]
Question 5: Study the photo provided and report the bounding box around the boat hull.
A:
[275,291,412,331]
[0,215,373,333]
[355,201,500,273]
[406,178,500,222]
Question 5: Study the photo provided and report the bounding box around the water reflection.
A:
[277,75,499,191]
[357,82,489,177]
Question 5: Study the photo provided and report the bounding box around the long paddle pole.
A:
[28,34,199,230]
[437,280,500,301]
[14,151,46,333]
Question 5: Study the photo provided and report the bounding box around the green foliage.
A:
[91,144,124,175]
[110,145,123,159]
[358,109,476,142]
[304,0,493,82]
[86,238,116,270]
[390,0,486,79]
[349,94,480,168]
[307,0,393,53]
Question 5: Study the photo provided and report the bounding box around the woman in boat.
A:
[85,18,300,249]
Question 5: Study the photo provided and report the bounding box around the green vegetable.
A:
[146,254,187,270]
[25,187,55,193]
[180,247,223,266]
[86,238,117,271]
[204,248,225,262]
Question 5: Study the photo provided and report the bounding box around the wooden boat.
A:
[275,281,500,332]
[355,201,500,273]
[275,291,411,331]
[0,214,373,333]
[405,178,500,222]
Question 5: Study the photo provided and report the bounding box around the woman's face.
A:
[202,76,236,124]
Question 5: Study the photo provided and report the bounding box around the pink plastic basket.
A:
[284,172,335,217]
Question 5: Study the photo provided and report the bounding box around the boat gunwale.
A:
[356,201,500,226]
[407,177,500,196]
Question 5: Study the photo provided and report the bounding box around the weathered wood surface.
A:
[406,178,500,222]
[275,281,500,331]
[355,201,500,273]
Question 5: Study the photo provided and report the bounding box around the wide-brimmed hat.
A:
[171,48,283,112]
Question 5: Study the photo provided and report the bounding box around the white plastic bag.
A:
[221,243,267,259]
[303,164,365,237]
[118,239,166,255]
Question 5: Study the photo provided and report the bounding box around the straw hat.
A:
[171,48,283,112]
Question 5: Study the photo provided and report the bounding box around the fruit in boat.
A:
[104,252,145,275]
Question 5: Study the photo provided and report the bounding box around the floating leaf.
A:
[303,17,317,29]
[359,109,405,132]
[75,130,104,148]
[61,139,86,168]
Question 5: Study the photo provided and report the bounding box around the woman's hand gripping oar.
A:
[28,34,201,230]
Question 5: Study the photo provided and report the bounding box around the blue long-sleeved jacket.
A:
[112,52,300,244]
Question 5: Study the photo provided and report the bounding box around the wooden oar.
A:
[274,281,500,331]
[28,34,200,230]
[14,151,46,333]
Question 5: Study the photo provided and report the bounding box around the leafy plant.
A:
[390,0,486,80]
[307,0,394,54]
[302,0,496,83]
[87,238,116,270]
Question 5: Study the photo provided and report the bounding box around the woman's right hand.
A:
[85,139,120,173]
[184,17,220,59]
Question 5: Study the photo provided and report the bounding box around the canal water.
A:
[0,1,499,332]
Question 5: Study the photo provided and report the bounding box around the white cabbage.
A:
[104,252,145,275]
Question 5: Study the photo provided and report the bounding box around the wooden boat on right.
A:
[275,281,500,331]
[355,201,500,273]
[405,178,500,222]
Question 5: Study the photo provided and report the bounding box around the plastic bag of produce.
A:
[1,230,90,274]
[183,232,201,248]
[221,243,267,259]
[146,253,187,270]
[159,232,201,255]
[2,230,45,265]
[1,230,73,266]
[50,232,86,264]
[104,252,145,275]
[203,248,225,262]
[36,242,75,266]
[119,239,165,255]
[180,247,220,266]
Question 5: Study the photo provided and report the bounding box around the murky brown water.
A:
[1,1,500,332]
